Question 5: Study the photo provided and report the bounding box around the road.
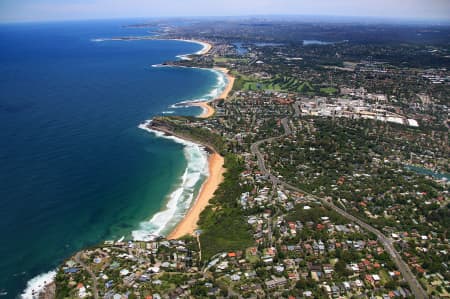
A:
[196,233,202,261]
[280,117,292,135]
[249,117,428,299]
[249,117,291,185]
[74,252,99,299]
[293,101,301,117]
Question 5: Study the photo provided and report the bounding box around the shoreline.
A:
[139,38,228,239]
[92,37,212,56]
[161,38,212,60]
[190,101,215,118]
[23,35,224,299]
[24,37,219,298]
[167,152,225,239]
[162,42,234,237]
[215,67,235,100]
[146,122,225,238]
[159,38,212,55]
[152,39,234,119]
[191,68,235,118]
[135,121,211,240]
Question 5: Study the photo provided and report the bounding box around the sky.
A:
[1,0,450,23]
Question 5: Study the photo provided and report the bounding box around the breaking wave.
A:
[133,121,209,240]
[21,270,56,299]
[167,69,227,114]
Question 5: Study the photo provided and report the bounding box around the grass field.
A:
[245,248,260,264]
[298,81,314,92]
[214,57,249,64]
[233,72,316,93]
[320,87,338,95]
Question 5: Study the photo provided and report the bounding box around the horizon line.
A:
[1,13,450,25]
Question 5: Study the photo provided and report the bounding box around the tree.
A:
[335,259,351,277]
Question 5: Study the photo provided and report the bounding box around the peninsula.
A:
[43,18,449,299]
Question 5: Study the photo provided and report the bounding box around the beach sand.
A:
[214,67,235,100]
[192,68,235,118]
[195,40,212,55]
[191,101,215,118]
[167,152,225,239]
[165,39,212,60]
[167,43,234,239]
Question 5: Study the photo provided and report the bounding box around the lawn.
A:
[234,72,315,93]
[320,87,338,95]
[298,81,314,92]
[245,248,260,264]
[214,57,249,64]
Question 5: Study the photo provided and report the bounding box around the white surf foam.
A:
[176,54,192,61]
[168,69,228,114]
[90,38,105,42]
[21,270,56,299]
[198,69,227,101]
[174,40,210,60]
[133,121,209,240]
[151,62,228,110]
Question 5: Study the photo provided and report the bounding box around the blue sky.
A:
[1,0,449,22]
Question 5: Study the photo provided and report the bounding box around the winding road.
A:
[74,252,99,299]
[250,117,428,299]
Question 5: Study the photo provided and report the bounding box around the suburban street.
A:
[74,252,99,299]
[250,116,428,299]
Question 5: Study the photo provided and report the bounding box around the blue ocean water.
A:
[0,20,222,297]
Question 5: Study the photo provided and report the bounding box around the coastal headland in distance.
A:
[153,39,235,119]
[14,33,226,298]
[151,41,236,239]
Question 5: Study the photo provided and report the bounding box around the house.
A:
[64,267,79,274]
[266,247,277,256]
[288,272,299,280]
[323,264,334,278]
[248,247,258,256]
[331,285,340,297]
[265,276,287,289]
[365,274,380,287]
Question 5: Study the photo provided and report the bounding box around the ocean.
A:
[0,19,225,298]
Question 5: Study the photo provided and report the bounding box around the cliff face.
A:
[148,119,215,154]
[150,118,174,131]
[39,282,56,299]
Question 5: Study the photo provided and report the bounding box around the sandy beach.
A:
[190,101,215,118]
[155,39,212,60]
[188,68,235,118]
[154,38,211,52]
[167,152,224,239]
[177,39,212,55]
[194,68,235,117]
[193,40,212,55]
[167,42,233,239]
[214,67,235,100]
